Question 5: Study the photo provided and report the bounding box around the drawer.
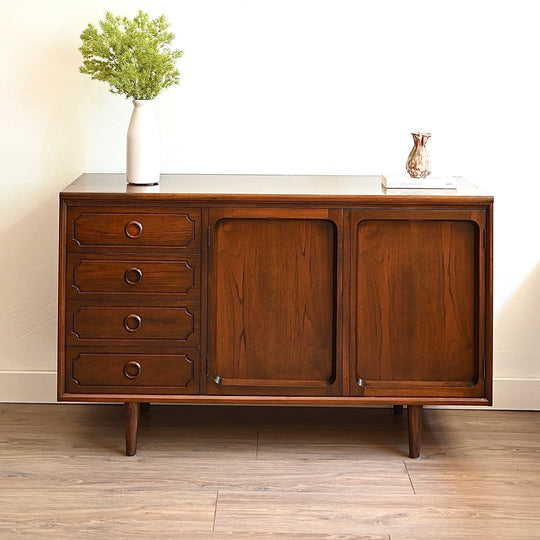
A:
[67,207,201,251]
[66,303,199,346]
[66,350,199,394]
[67,254,200,298]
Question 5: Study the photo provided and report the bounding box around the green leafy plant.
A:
[79,10,182,100]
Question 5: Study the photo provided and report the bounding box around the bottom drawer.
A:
[66,350,199,394]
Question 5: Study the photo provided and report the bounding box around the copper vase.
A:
[406,132,431,178]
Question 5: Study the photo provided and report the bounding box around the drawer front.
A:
[68,255,199,298]
[66,350,198,394]
[67,303,199,346]
[67,208,201,251]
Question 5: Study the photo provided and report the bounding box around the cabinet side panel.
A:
[57,199,68,399]
[355,219,477,385]
[211,218,337,390]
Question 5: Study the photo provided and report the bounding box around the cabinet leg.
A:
[125,402,140,456]
[407,405,423,459]
[393,405,404,416]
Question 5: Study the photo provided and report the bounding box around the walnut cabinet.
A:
[58,174,493,458]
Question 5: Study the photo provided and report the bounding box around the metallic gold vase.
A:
[406,132,431,178]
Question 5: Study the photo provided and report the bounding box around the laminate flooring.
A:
[0,404,538,539]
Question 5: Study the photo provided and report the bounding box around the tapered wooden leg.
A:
[125,402,140,456]
[393,405,404,416]
[407,405,423,458]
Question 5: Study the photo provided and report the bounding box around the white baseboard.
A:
[1,372,539,410]
[0,371,57,403]
[492,378,540,410]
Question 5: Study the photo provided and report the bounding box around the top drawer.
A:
[66,207,201,252]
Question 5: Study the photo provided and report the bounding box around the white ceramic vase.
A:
[126,99,160,185]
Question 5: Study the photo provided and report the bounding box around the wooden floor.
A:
[0,404,538,539]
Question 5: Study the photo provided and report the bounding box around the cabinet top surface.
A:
[61,174,493,203]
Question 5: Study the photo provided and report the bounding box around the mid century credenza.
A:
[58,174,493,457]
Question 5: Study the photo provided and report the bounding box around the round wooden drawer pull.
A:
[124,267,143,285]
[123,313,142,332]
[124,220,143,239]
[123,361,142,379]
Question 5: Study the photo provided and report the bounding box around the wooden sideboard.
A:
[58,174,493,457]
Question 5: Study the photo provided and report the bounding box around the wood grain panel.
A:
[352,214,482,397]
[209,215,339,395]
[67,350,198,393]
[68,207,200,251]
[67,303,199,346]
[69,255,199,297]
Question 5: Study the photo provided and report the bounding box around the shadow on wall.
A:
[493,261,540,408]
[9,33,126,187]
[0,195,60,372]
[0,37,88,374]
[12,35,87,158]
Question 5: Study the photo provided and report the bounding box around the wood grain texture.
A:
[67,303,199,345]
[0,405,537,538]
[68,207,200,251]
[351,209,488,400]
[407,405,423,458]
[68,254,200,298]
[355,218,475,382]
[214,491,540,538]
[61,173,493,203]
[66,350,198,394]
[125,401,140,456]
[208,213,340,395]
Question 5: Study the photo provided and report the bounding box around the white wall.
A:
[0,0,538,408]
